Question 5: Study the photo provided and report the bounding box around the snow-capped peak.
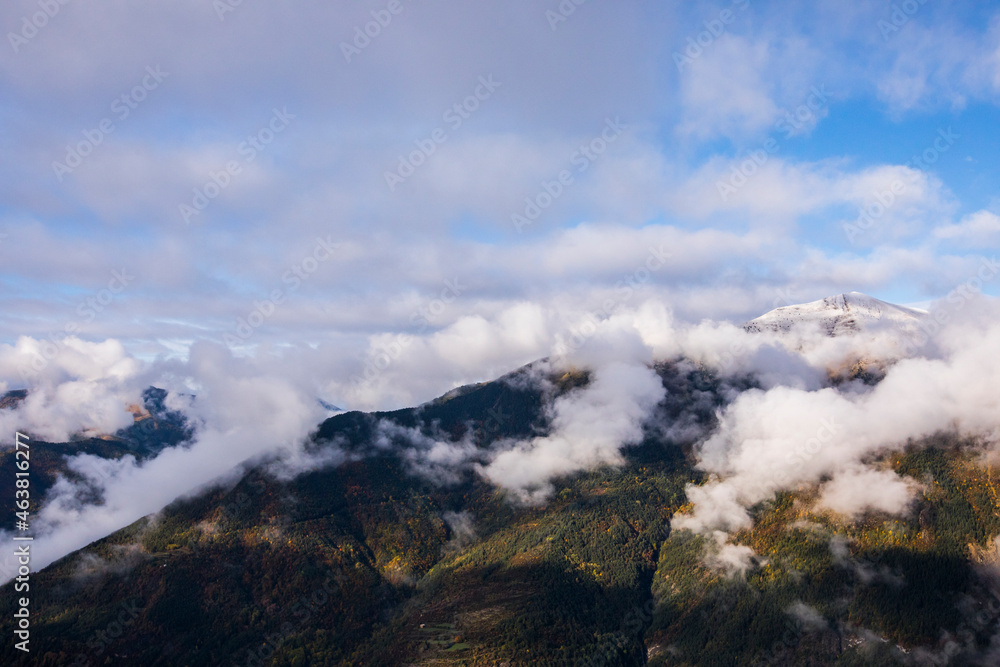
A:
[744,292,927,337]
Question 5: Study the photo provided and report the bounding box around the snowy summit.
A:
[743,292,928,337]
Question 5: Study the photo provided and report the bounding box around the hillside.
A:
[1,353,999,665]
[0,361,725,665]
[2,295,999,665]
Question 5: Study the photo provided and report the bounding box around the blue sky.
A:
[0,0,998,408]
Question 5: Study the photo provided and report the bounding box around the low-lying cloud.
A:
[2,293,998,585]
[477,317,666,503]
[0,340,327,579]
[674,294,1000,547]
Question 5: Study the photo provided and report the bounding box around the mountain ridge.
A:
[3,298,999,665]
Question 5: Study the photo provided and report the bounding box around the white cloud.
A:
[678,35,782,141]
[0,337,142,441]
[704,530,757,576]
[817,465,920,517]
[480,320,665,503]
[934,210,1000,247]
[875,17,1000,113]
[675,294,1000,536]
[0,340,327,578]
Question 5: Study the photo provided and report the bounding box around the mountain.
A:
[743,292,928,337]
[2,305,999,665]
[0,387,193,532]
[0,388,28,410]
[0,361,731,665]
